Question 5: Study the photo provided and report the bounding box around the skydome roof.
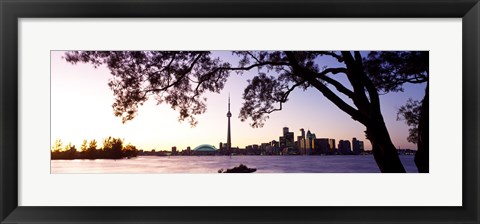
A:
[193,144,217,152]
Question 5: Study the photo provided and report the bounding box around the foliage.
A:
[52,139,63,152]
[102,136,123,159]
[51,137,138,160]
[64,142,73,151]
[364,51,428,93]
[88,139,98,151]
[123,144,139,158]
[64,51,231,126]
[364,51,428,146]
[80,139,88,152]
[397,98,422,144]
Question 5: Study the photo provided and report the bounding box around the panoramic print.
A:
[51,51,428,173]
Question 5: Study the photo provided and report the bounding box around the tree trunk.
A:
[415,84,429,173]
[286,51,406,173]
[366,113,407,173]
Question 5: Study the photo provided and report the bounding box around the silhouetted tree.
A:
[102,137,112,157]
[64,142,73,151]
[51,137,138,160]
[88,139,97,150]
[123,144,138,158]
[112,138,123,159]
[52,139,63,152]
[65,51,427,173]
[364,51,428,173]
[87,139,98,159]
[102,137,123,159]
[396,98,421,144]
[364,51,428,93]
[66,143,77,158]
[80,139,88,152]
[51,140,77,159]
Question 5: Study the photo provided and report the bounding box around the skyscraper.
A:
[298,128,306,154]
[338,140,352,155]
[328,138,336,154]
[352,138,364,155]
[306,130,316,155]
[226,95,232,153]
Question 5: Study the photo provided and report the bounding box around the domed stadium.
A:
[192,144,217,155]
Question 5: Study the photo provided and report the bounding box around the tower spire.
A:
[226,94,232,154]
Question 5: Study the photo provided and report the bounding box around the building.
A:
[219,95,234,155]
[299,138,307,154]
[276,126,297,154]
[192,144,217,156]
[338,140,352,155]
[297,128,306,152]
[260,143,269,154]
[226,95,232,154]
[270,140,279,148]
[279,127,295,152]
[285,132,295,148]
[180,146,192,155]
[318,138,330,155]
[328,139,336,154]
[352,138,364,155]
[270,140,280,154]
[279,136,286,148]
[245,144,260,155]
[305,130,316,155]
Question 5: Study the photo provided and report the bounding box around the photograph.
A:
[50,51,429,174]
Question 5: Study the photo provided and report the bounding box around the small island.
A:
[218,164,257,173]
[51,137,138,160]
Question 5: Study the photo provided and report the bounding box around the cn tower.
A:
[226,94,232,152]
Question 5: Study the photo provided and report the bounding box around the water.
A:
[51,155,418,173]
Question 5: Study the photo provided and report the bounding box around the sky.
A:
[51,51,426,151]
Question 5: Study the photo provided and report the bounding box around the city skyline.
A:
[51,51,425,152]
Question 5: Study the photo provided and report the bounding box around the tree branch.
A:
[251,80,305,119]
[355,51,381,112]
[285,51,368,125]
[341,51,372,114]
[141,53,204,95]
[315,51,344,62]
[246,52,261,64]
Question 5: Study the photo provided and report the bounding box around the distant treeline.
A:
[51,137,138,160]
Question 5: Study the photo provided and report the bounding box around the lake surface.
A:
[51,155,418,173]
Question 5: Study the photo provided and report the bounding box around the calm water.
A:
[51,155,418,173]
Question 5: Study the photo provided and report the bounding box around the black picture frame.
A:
[1,0,479,223]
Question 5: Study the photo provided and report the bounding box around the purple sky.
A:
[51,51,426,151]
